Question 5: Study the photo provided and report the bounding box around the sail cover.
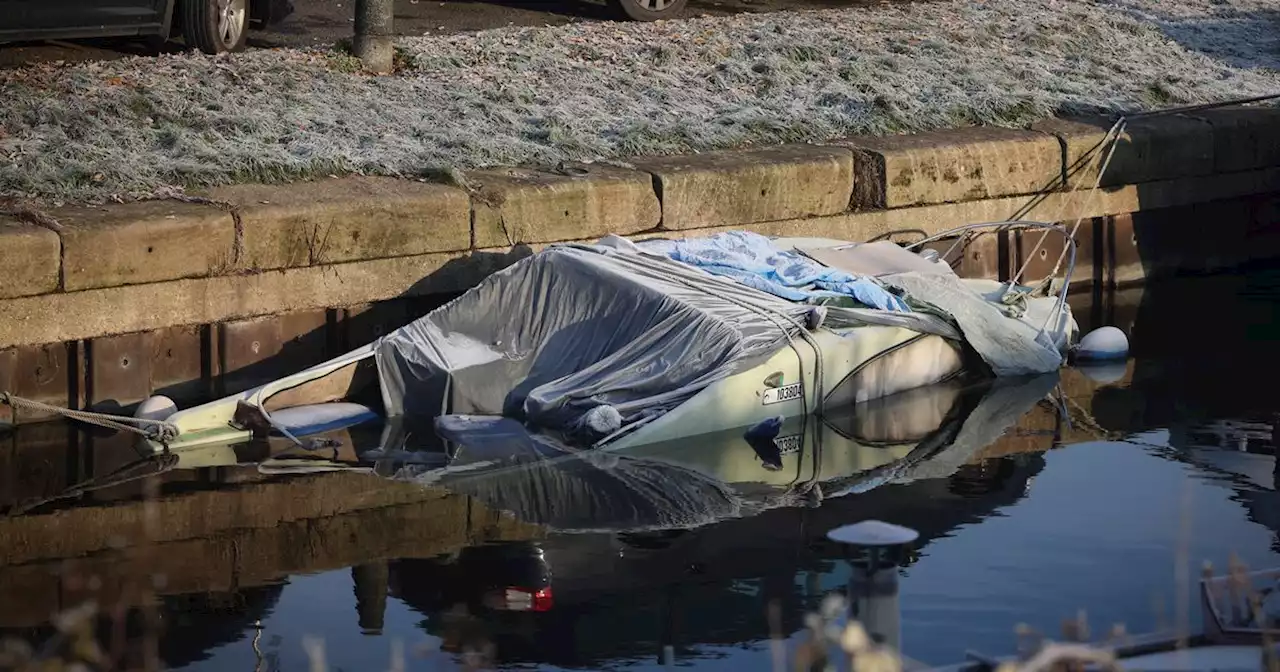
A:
[373,243,815,439]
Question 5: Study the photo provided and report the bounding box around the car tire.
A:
[181,0,250,54]
[607,0,688,21]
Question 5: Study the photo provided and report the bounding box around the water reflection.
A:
[1,270,1278,670]
[378,372,1060,536]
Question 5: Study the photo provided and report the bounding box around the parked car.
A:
[608,0,688,21]
[0,0,293,54]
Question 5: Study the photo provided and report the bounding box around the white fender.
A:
[135,395,178,422]
[1076,326,1129,362]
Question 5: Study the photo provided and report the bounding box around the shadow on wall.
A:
[1106,2,1280,71]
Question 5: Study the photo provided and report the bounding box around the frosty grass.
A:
[1,0,1276,204]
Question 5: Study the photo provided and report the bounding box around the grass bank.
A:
[0,0,1277,205]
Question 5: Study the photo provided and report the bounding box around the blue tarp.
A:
[637,231,912,312]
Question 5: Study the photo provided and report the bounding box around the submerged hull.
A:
[142,229,1077,457]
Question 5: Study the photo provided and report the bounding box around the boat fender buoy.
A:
[1075,326,1129,362]
[135,395,178,422]
[581,405,622,437]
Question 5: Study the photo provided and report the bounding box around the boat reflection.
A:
[379,372,1062,530]
[379,373,1063,667]
[0,371,1066,670]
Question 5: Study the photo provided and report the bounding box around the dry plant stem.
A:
[1175,477,1194,647]
[1009,642,1121,672]
[770,598,788,672]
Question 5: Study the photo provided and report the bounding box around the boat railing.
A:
[866,220,1080,350]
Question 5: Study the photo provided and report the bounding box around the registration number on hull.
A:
[776,433,802,455]
[762,381,803,406]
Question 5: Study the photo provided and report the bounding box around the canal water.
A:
[1,268,1278,671]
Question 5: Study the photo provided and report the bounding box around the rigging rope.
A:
[0,392,180,444]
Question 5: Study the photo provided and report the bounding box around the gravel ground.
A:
[1,0,1277,205]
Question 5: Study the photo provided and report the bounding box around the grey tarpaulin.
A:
[374,243,817,439]
[372,238,1064,441]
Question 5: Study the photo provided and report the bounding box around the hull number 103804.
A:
[762,382,803,405]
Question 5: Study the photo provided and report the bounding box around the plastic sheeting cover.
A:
[373,235,1070,441]
[638,231,912,312]
[880,272,1067,376]
[374,244,814,438]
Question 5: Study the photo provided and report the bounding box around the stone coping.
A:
[0,108,1278,350]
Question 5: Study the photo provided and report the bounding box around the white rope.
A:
[1011,116,1128,288]
[1,392,180,444]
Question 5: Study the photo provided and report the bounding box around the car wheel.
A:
[607,0,688,21]
[181,0,250,54]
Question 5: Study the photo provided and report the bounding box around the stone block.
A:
[0,343,72,424]
[469,163,659,247]
[1187,105,1280,173]
[0,247,515,353]
[87,331,152,411]
[81,326,206,412]
[832,127,1061,209]
[149,325,207,403]
[633,145,853,229]
[1032,115,1214,188]
[0,218,60,299]
[343,300,410,349]
[917,231,1007,280]
[208,176,472,271]
[55,201,236,291]
[219,309,331,394]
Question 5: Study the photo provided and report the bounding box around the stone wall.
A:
[2,110,1280,426]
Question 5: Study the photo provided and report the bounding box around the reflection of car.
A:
[1,0,292,54]
[390,542,553,617]
[389,542,561,659]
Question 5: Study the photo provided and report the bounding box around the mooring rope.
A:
[1011,117,1127,288]
[1011,91,1280,290]
[0,392,180,443]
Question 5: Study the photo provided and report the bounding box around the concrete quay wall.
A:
[2,109,1279,426]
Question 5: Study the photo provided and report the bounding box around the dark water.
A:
[2,269,1279,671]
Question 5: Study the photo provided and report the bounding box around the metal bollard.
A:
[827,520,919,655]
[353,0,395,74]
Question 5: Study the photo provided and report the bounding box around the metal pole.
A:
[353,0,394,74]
[827,520,918,657]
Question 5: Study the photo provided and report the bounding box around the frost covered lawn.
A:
[1,0,1276,204]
